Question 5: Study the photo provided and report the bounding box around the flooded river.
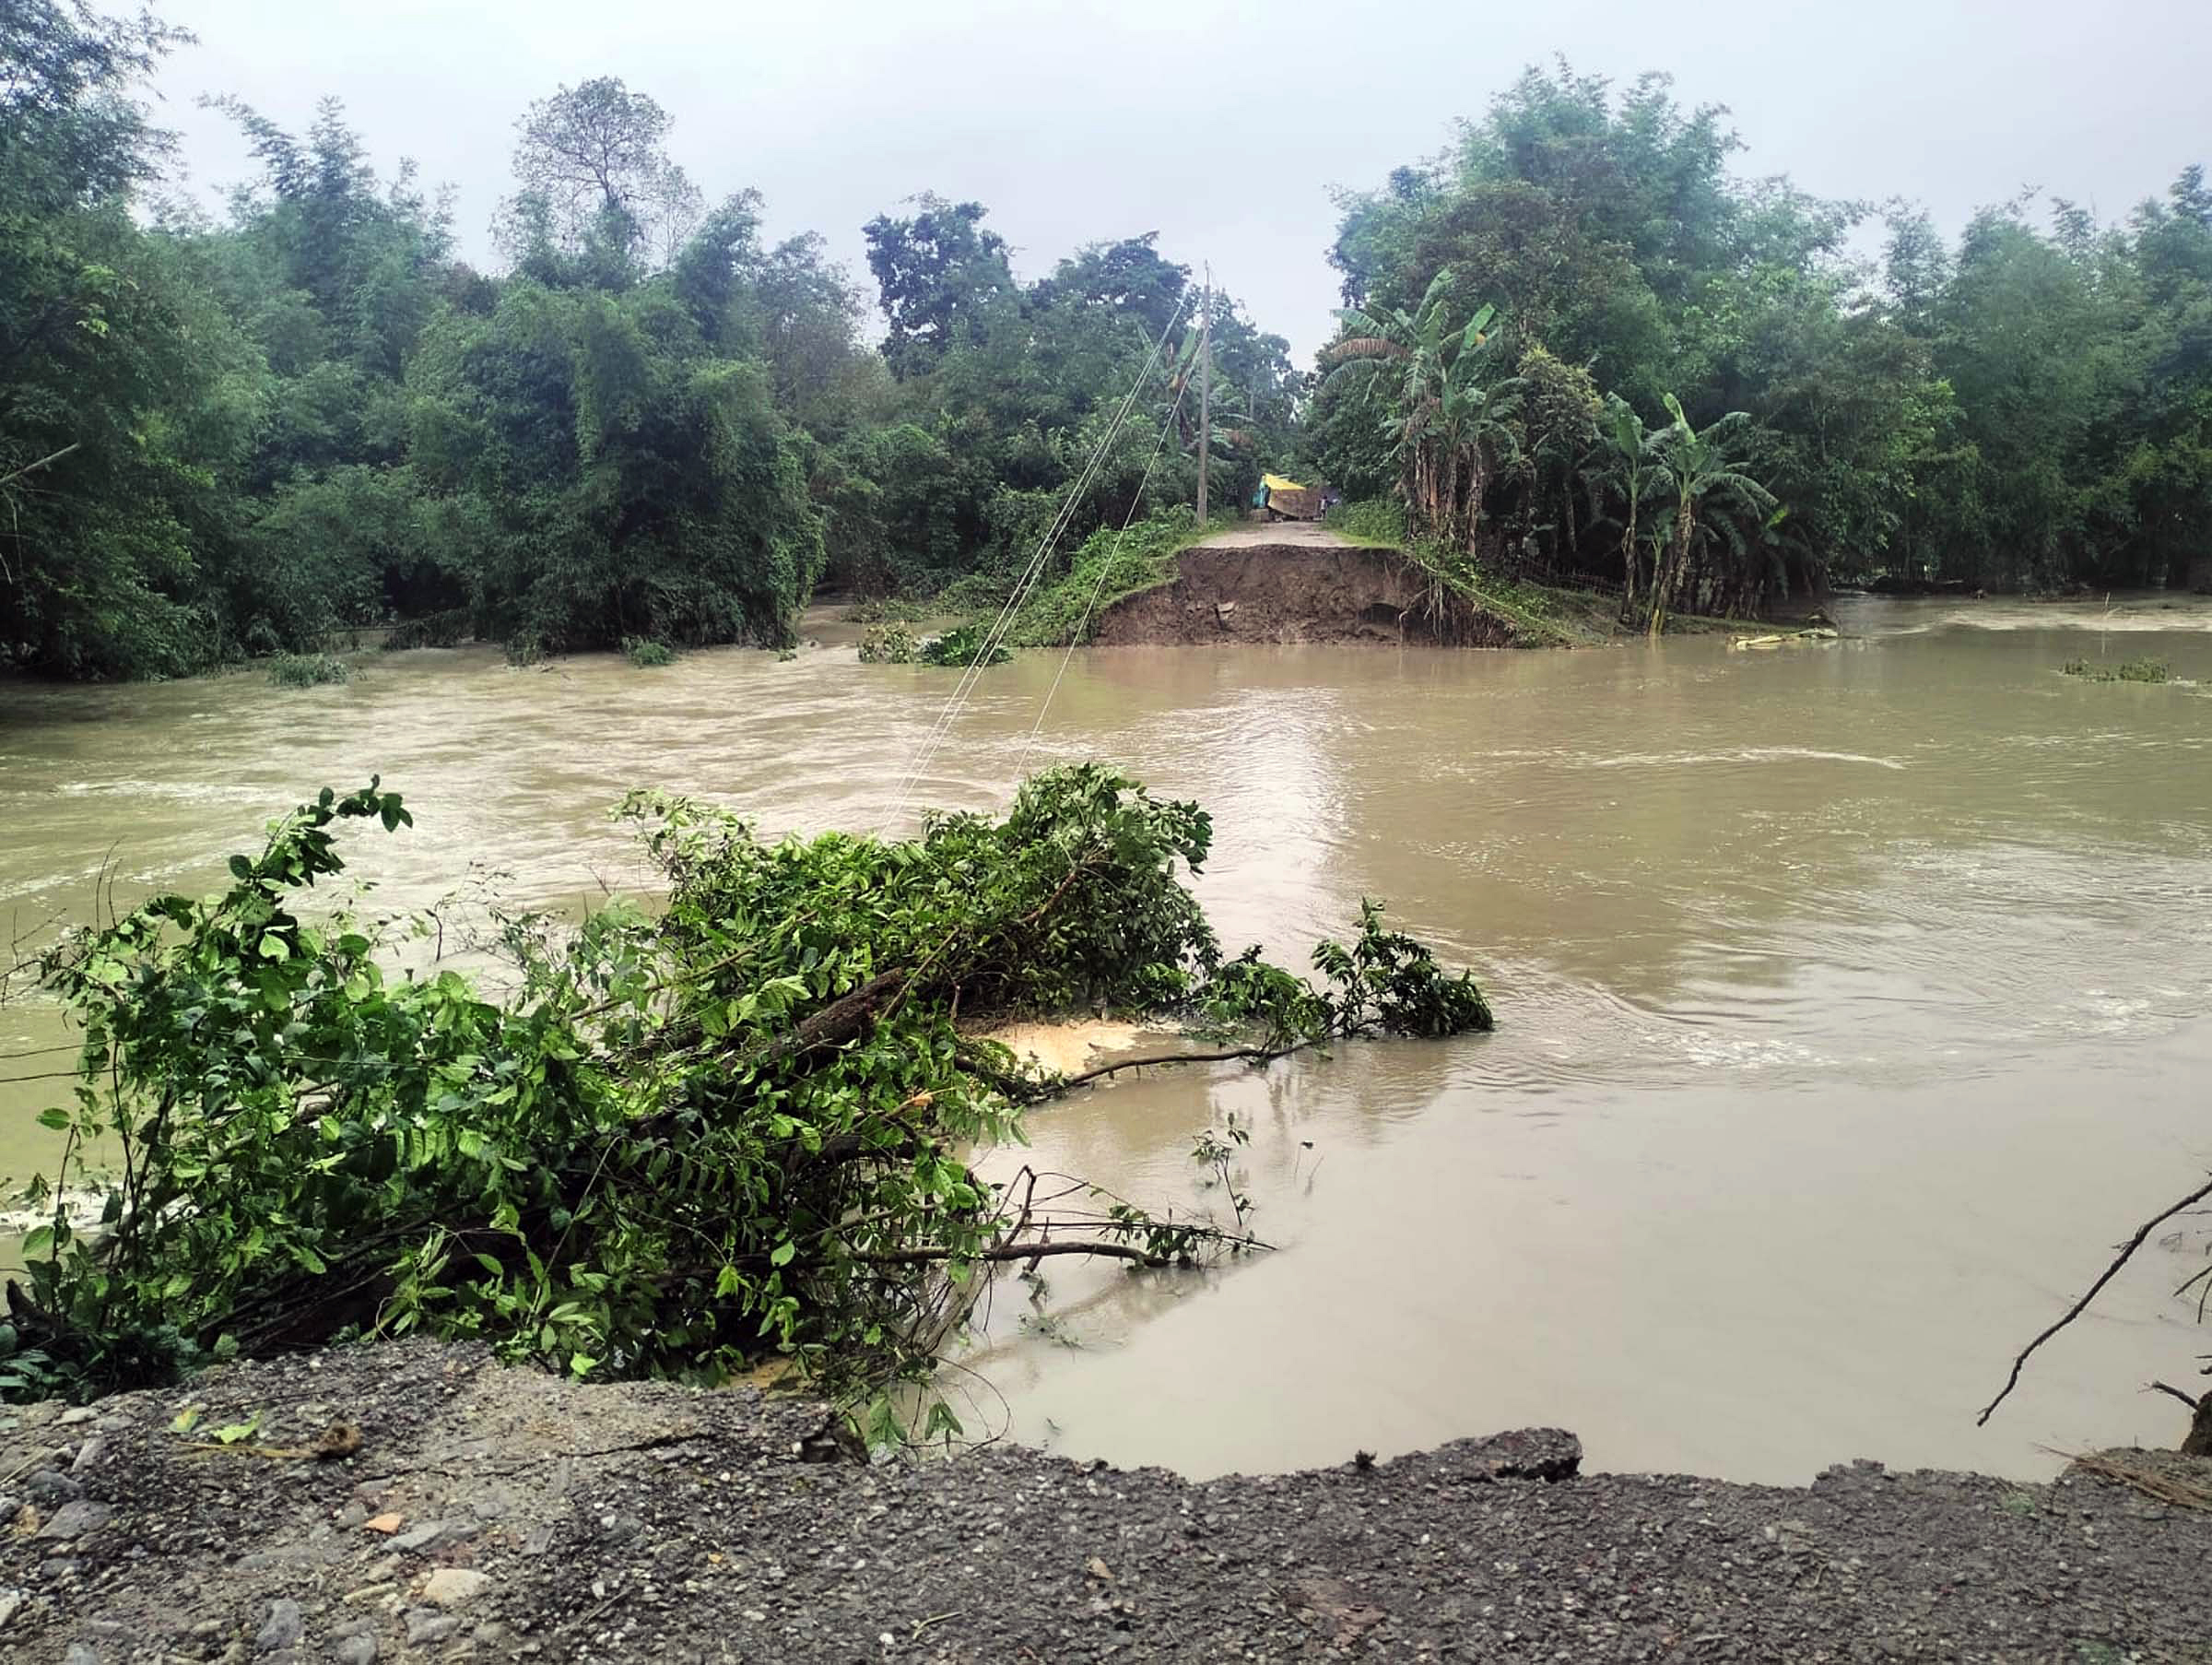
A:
[3,594,2210,1483]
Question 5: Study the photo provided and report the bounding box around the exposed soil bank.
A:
[1090,546,1524,647]
[6,1341,2209,1663]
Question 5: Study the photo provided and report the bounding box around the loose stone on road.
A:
[0,1340,2206,1661]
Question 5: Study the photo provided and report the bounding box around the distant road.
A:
[1189,520,1364,550]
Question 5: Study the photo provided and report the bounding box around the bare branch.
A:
[1042,1041,1315,1097]
[0,442,78,491]
[1979,1173,2212,1426]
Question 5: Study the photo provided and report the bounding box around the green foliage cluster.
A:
[622,637,676,667]
[994,508,1217,647]
[1314,64,2212,605]
[915,624,1010,667]
[841,597,927,624]
[3,6,1302,682]
[856,625,919,664]
[2061,655,2171,683]
[14,767,1490,1402]
[1324,498,1408,547]
[856,622,1012,667]
[265,652,350,687]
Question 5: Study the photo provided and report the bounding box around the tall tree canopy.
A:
[1312,61,2212,605]
[506,76,702,266]
[9,19,2206,679]
[0,6,1300,678]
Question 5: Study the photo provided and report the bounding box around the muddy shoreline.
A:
[5,1340,2208,1662]
[1089,545,1525,647]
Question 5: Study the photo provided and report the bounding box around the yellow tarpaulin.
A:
[1262,473,1310,494]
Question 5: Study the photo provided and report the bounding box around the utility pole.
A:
[1195,269,1211,524]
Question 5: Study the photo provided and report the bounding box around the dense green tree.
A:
[1323,275,1520,545]
[0,0,264,677]
[404,275,823,653]
[18,13,2211,680]
[862,195,1016,380]
[1036,233,1189,339]
[1324,60,2212,604]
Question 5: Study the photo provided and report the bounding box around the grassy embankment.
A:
[1324,500,1581,647]
[1329,499,1753,646]
[925,511,1232,647]
[901,500,1737,651]
[918,502,1600,650]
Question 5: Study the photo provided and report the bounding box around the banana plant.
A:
[1583,394,1668,618]
[1321,269,1512,544]
[1645,394,1777,636]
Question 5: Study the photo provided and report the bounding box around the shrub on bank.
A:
[1325,498,1408,547]
[623,637,677,667]
[1006,509,1218,647]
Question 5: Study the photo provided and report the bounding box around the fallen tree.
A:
[6,765,1490,1413]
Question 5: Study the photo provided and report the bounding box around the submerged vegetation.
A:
[622,637,677,668]
[916,623,1010,667]
[265,652,351,687]
[853,620,1013,668]
[2061,655,2171,683]
[854,622,1010,666]
[8,767,1489,1406]
[856,625,919,664]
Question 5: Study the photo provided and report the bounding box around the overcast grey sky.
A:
[148,0,2211,365]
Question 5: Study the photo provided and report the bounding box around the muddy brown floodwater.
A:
[3,594,2210,1486]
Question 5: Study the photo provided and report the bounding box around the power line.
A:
[1013,363,1195,786]
[877,292,1192,832]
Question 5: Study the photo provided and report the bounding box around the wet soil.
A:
[5,1340,2209,1663]
[1089,545,1521,647]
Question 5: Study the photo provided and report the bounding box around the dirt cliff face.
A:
[1089,547,1523,646]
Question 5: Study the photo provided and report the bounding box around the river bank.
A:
[4,1339,2208,1663]
[1073,522,1657,649]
